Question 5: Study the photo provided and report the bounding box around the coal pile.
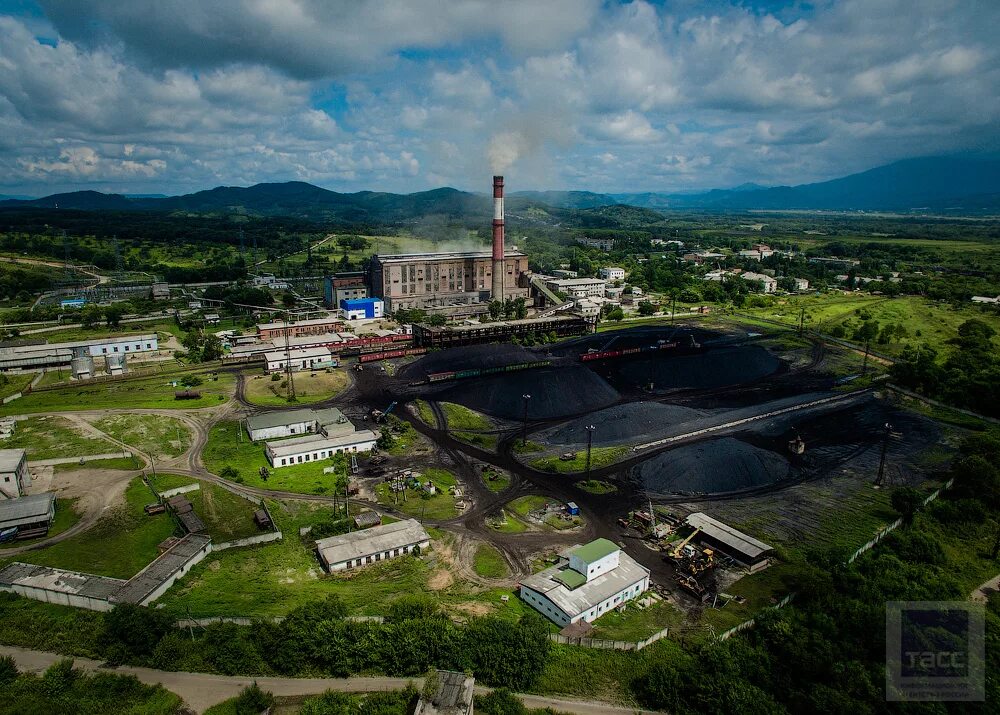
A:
[401,343,544,379]
[597,346,781,393]
[552,325,719,356]
[437,366,620,420]
[545,402,705,446]
[630,437,792,495]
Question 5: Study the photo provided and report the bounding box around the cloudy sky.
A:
[1,0,998,196]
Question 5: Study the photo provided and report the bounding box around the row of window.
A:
[99,342,153,354]
[340,544,416,569]
[276,444,367,466]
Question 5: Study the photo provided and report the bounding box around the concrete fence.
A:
[175,614,384,629]
[158,483,201,499]
[1,393,22,404]
[213,531,283,552]
[718,477,956,641]
[548,624,671,652]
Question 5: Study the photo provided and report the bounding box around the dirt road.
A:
[0,645,656,715]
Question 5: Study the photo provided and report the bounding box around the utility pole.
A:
[671,293,677,323]
[874,422,893,487]
[584,425,596,479]
[862,339,871,375]
[521,393,531,447]
[798,307,805,335]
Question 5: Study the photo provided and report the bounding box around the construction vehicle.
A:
[669,527,702,559]
[369,401,398,423]
[684,548,715,575]
[788,434,806,455]
[676,574,710,602]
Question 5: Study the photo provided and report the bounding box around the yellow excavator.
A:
[669,527,702,559]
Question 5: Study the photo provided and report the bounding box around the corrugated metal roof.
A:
[0,493,53,525]
[686,512,773,560]
[0,448,25,473]
[110,533,211,604]
[520,549,649,618]
[571,538,618,564]
[316,519,429,567]
[265,430,377,459]
[246,407,345,432]
[0,562,125,598]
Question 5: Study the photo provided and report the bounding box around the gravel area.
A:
[544,402,706,446]
[596,345,781,393]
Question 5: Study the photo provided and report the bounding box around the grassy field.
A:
[0,498,80,551]
[440,402,492,431]
[4,478,175,579]
[375,467,459,520]
[0,370,235,414]
[202,419,345,494]
[589,597,684,641]
[0,415,113,460]
[453,431,499,451]
[188,483,261,543]
[413,399,436,425]
[149,473,199,492]
[94,414,191,458]
[488,510,527,534]
[473,544,509,578]
[242,368,348,407]
[0,372,33,400]
[24,319,186,343]
[508,495,551,517]
[743,294,1000,358]
[157,499,530,620]
[576,479,618,494]
[482,468,511,492]
[531,446,629,474]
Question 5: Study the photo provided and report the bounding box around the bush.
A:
[233,683,274,714]
[219,466,240,481]
[102,604,173,659]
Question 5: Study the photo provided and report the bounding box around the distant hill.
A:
[2,156,997,221]
[611,157,1000,211]
[0,193,34,201]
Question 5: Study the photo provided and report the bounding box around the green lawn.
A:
[473,544,509,578]
[242,369,348,407]
[482,468,511,492]
[530,446,628,474]
[0,370,235,414]
[488,510,527,534]
[453,431,498,451]
[512,440,544,454]
[28,320,185,344]
[188,483,262,543]
[589,597,684,641]
[414,399,436,426]
[0,498,80,551]
[508,495,551,517]
[5,478,176,579]
[94,414,192,458]
[576,479,618,495]
[156,499,528,620]
[0,415,114,460]
[375,467,459,521]
[202,419,349,494]
[149,473,199,492]
[0,372,33,400]
[440,402,492,431]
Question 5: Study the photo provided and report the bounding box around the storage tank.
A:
[70,346,94,380]
[106,353,128,376]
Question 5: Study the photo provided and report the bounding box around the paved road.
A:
[0,645,654,715]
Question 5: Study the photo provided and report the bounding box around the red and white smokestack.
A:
[492,175,505,301]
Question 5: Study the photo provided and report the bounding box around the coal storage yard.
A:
[401,343,548,379]
[543,402,707,446]
[593,345,782,394]
[436,365,621,420]
[630,437,793,495]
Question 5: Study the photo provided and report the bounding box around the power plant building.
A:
[368,250,530,314]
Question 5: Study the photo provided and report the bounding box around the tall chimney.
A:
[492,175,505,302]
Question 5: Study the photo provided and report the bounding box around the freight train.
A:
[358,347,427,363]
[426,359,552,383]
[580,336,702,362]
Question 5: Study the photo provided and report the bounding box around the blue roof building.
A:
[341,298,384,320]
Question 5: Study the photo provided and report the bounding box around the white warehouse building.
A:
[599,267,626,281]
[316,518,430,572]
[245,407,352,442]
[0,449,30,500]
[264,346,334,373]
[518,539,649,627]
[265,430,378,468]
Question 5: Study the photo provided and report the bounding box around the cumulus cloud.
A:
[0,0,998,194]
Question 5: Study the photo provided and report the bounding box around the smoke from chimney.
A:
[492,175,504,302]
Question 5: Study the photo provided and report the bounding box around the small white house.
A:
[741,272,778,293]
[264,346,334,373]
[316,519,430,571]
[0,449,30,500]
[519,538,650,627]
[599,267,626,281]
[793,278,810,292]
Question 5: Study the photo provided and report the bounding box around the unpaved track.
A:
[0,645,656,715]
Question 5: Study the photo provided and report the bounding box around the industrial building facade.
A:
[519,539,650,627]
[413,315,590,348]
[316,519,430,572]
[0,449,30,499]
[369,250,530,314]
